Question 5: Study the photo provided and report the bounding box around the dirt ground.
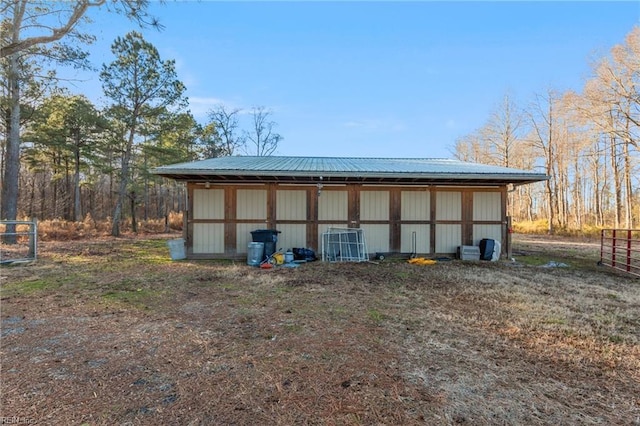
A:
[1,234,638,425]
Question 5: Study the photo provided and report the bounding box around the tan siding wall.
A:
[436,224,461,253]
[318,224,348,241]
[401,191,430,220]
[237,189,267,220]
[276,190,306,220]
[473,224,502,245]
[186,183,508,258]
[473,192,501,221]
[193,189,224,219]
[275,224,306,251]
[436,191,461,220]
[360,191,389,220]
[193,223,225,254]
[360,224,389,253]
[401,225,430,253]
[236,223,265,254]
[318,191,348,221]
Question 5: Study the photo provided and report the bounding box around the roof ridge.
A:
[235,155,455,160]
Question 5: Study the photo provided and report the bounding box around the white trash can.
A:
[167,238,186,260]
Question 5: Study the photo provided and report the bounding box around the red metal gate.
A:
[600,229,640,278]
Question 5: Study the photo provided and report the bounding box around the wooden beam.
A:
[224,187,236,255]
[348,184,361,228]
[389,188,401,252]
[305,187,317,251]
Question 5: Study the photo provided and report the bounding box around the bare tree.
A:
[205,104,245,157]
[451,130,486,163]
[579,27,639,228]
[244,106,282,156]
[527,89,560,234]
[483,92,525,168]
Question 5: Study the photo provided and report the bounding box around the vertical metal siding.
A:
[435,224,461,253]
[401,191,430,220]
[276,190,306,220]
[275,224,306,251]
[360,224,389,253]
[318,223,348,240]
[473,192,501,221]
[237,189,267,220]
[401,224,430,253]
[193,223,225,254]
[473,225,502,245]
[436,191,461,220]
[360,191,389,220]
[318,191,348,221]
[236,223,266,253]
[193,189,224,219]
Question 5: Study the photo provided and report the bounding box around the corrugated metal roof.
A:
[152,156,548,185]
[156,156,532,174]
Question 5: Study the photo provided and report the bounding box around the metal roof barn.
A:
[153,156,548,260]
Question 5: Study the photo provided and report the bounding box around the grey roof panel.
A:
[157,156,530,173]
[153,156,548,185]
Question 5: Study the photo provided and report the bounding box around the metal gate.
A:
[600,229,640,278]
[0,219,38,264]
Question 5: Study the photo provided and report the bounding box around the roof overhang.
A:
[153,170,547,187]
[152,156,549,187]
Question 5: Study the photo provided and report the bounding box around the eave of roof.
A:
[152,156,549,186]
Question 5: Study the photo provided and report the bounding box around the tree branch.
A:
[1,0,102,58]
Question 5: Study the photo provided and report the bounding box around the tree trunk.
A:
[623,139,633,228]
[28,174,35,218]
[64,156,72,221]
[143,151,149,221]
[609,133,622,228]
[74,133,82,222]
[111,126,136,236]
[546,144,555,234]
[40,173,46,220]
[573,159,582,229]
[130,190,137,233]
[1,53,21,244]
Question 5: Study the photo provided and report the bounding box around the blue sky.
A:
[71,1,640,159]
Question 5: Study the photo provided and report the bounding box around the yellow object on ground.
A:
[271,253,284,265]
[407,257,437,266]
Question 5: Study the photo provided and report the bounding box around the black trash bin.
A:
[251,229,281,259]
[479,238,496,261]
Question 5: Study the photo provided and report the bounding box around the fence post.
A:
[600,229,604,264]
[506,216,513,260]
[627,229,632,273]
[28,218,37,260]
[612,229,617,267]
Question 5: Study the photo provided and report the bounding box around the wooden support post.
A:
[506,216,512,260]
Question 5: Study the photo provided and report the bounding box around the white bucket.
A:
[167,238,186,260]
[247,242,264,266]
[284,251,294,263]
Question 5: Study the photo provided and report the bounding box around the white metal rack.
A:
[321,227,368,262]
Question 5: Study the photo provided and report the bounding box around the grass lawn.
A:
[1,235,638,425]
